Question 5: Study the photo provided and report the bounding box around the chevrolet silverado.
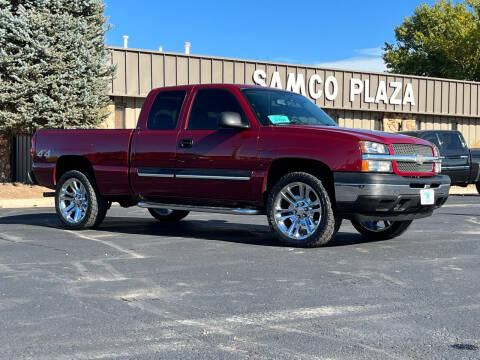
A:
[30,84,450,247]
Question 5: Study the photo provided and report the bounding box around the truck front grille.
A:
[391,143,433,173]
[396,162,433,173]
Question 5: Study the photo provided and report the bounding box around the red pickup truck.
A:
[30,84,450,247]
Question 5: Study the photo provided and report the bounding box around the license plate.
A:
[420,189,435,205]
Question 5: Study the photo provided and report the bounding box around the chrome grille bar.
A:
[362,154,442,163]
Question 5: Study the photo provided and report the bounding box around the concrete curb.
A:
[0,198,54,209]
[450,185,478,196]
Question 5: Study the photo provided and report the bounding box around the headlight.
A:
[359,141,392,173]
[359,141,389,154]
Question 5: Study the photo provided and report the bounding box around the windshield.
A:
[241,88,337,127]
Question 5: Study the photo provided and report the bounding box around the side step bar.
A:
[137,201,263,215]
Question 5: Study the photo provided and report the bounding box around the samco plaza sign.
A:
[252,69,416,106]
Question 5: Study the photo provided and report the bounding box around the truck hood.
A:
[274,125,432,146]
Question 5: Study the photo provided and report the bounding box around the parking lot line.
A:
[64,230,145,259]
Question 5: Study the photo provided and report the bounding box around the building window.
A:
[324,109,339,124]
[375,117,384,131]
[452,122,458,131]
[115,104,125,129]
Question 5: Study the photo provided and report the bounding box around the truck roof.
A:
[401,130,461,134]
[150,83,283,92]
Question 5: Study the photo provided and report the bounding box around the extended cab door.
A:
[130,89,190,200]
[437,132,471,184]
[175,87,259,204]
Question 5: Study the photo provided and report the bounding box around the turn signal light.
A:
[30,134,36,159]
[361,159,393,173]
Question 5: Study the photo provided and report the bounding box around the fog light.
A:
[362,160,392,173]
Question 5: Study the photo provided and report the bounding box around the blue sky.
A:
[104,0,436,72]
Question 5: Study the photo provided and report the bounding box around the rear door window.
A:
[147,90,186,130]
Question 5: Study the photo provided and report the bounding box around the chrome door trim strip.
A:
[138,173,175,178]
[137,168,252,180]
[137,168,175,178]
[176,174,251,180]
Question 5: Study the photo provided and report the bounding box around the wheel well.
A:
[55,156,95,184]
[264,158,335,203]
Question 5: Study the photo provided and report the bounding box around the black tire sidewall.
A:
[267,172,336,247]
[333,215,343,235]
[55,170,104,230]
[351,220,413,241]
[148,208,190,222]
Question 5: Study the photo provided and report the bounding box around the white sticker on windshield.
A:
[268,115,290,124]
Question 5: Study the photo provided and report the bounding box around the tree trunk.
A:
[0,134,12,182]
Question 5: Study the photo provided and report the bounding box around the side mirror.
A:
[218,112,250,130]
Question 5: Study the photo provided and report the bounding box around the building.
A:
[105,45,480,148]
[10,44,480,183]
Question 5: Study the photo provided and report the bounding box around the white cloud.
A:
[273,57,300,64]
[317,57,386,72]
[316,47,386,73]
[354,47,383,57]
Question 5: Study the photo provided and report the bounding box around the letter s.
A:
[253,69,267,87]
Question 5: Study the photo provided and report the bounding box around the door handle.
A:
[178,139,193,148]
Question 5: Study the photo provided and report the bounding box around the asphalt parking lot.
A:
[0,196,479,360]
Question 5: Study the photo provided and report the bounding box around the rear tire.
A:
[55,170,108,230]
[351,220,412,241]
[267,172,336,247]
[148,208,189,222]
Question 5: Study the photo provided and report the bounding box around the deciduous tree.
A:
[383,0,480,81]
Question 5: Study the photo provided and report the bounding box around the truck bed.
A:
[33,129,135,195]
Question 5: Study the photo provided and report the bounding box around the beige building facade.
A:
[105,46,480,148]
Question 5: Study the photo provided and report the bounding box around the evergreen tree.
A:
[0,0,114,181]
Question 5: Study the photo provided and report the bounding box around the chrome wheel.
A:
[59,178,88,224]
[273,182,322,240]
[359,221,393,232]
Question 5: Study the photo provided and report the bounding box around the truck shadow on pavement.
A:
[0,212,374,248]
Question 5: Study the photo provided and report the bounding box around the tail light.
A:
[30,134,36,159]
[432,144,441,173]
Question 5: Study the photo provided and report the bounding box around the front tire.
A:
[267,172,336,247]
[148,208,189,222]
[55,170,108,230]
[351,220,412,241]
